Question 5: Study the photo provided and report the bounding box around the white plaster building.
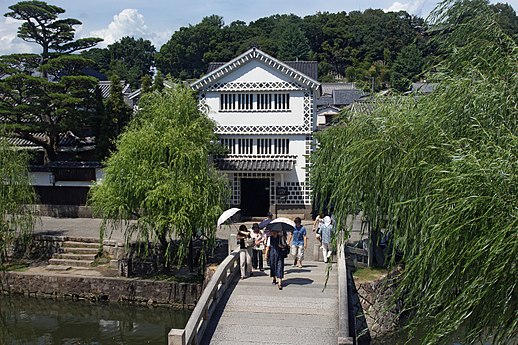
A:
[191,48,320,218]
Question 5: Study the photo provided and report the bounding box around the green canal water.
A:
[0,294,191,345]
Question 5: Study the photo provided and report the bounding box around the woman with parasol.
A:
[265,218,293,290]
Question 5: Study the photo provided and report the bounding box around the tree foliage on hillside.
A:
[0,131,35,264]
[81,37,156,89]
[89,86,230,271]
[154,10,427,87]
[311,0,517,343]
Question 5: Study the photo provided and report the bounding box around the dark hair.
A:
[294,217,301,224]
[252,223,259,229]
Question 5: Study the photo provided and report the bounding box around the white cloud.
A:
[0,17,39,55]
[384,0,426,16]
[90,8,170,48]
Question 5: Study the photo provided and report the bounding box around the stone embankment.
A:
[0,271,201,308]
[355,271,401,343]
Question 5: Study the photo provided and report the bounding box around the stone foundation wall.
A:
[355,273,401,343]
[0,271,201,308]
[33,204,94,218]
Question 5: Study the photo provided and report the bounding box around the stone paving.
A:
[201,260,338,345]
[34,215,367,260]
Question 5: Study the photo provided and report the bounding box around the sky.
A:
[0,0,517,55]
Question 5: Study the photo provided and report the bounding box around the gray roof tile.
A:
[215,158,294,171]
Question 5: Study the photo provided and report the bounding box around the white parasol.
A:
[217,208,241,227]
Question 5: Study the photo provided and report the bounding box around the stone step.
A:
[62,241,99,249]
[54,253,97,261]
[62,247,99,254]
[48,258,94,268]
[45,265,72,271]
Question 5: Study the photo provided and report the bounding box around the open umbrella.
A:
[258,218,273,229]
[265,217,296,233]
[217,208,241,227]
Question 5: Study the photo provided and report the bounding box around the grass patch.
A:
[353,267,387,283]
[0,261,30,272]
[91,252,111,267]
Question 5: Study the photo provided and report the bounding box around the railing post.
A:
[228,233,237,256]
[168,328,185,345]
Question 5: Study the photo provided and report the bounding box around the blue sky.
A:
[1,0,516,54]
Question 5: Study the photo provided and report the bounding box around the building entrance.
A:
[240,178,270,218]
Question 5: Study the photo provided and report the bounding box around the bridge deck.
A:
[201,261,338,345]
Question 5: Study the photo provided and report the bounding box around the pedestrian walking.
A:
[265,230,287,290]
[250,223,265,271]
[237,224,252,279]
[288,217,307,268]
[312,211,325,244]
[320,216,334,263]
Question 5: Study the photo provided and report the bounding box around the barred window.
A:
[257,138,272,154]
[274,138,289,154]
[220,93,289,111]
[220,138,236,154]
[237,138,253,154]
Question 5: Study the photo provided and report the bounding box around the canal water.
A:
[0,294,191,345]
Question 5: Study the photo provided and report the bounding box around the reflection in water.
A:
[0,294,191,345]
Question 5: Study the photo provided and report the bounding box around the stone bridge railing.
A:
[338,241,355,344]
[168,247,240,345]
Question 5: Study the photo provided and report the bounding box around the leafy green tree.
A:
[157,15,225,79]
[490,2,518,42]
[152,71,164,92]
[390,43,425,91]
[96,75,132,160]
[89,86,230,272]
[5,1,102,68]
[0,131,35,264]
[107,37,155,89]
[277,22,310,60]
[312,1,517,344]
[140,74,152,94]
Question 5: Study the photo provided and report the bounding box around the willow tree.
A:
[89,86,230,272]
[0,133,35,264]
[312,0,517,344]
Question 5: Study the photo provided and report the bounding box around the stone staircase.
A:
[47,239,100,270]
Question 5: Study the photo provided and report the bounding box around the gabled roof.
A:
[191,47,320,91]
[411,82,438,94]
[317,83,365,107]
[321,82,357,95]
[317,105,341,115]
[206,60,318,81]
[333,89,365,106]
[97,80,131,99]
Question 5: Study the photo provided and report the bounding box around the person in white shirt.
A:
[250,223,265,271]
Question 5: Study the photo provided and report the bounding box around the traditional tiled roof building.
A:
[191,48,320,218]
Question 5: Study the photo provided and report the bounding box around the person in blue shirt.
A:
[287,217,307,268]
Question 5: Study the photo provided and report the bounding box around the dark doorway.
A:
[240,178,270,218]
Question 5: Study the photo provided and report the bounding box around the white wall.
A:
[205,90,306,127]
